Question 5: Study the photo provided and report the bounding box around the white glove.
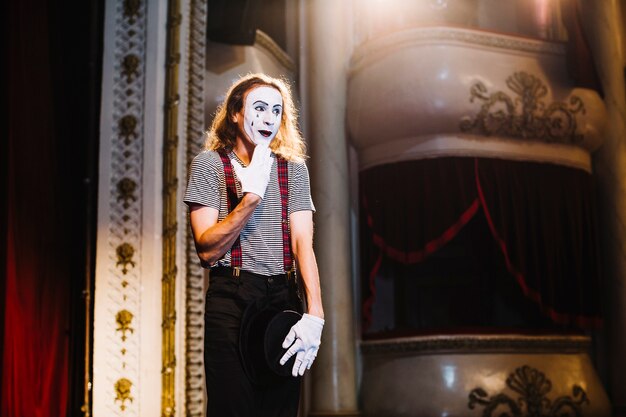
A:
[231,145,274,199]
[280,313,325,377]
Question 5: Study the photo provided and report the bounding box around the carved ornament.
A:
[460,72,586,145]
[118,115,138,145]
[121,55,140,83]
[468,365,589,416]
[115,243,136,275]
[115,310,134,342]
[114,378,134,411]
[116,178,137,209]
[123,0,140,24]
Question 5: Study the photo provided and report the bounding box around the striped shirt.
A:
[184,149,315,276]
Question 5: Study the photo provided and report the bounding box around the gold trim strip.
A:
[162,0,181,415]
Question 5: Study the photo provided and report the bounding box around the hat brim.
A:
[239,299,302,385]
[264,310,302,377]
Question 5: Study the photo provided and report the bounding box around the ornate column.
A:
[579,1,626,415]
[303,0,360,415]
[93,0,194,415]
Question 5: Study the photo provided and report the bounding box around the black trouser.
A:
[204,267,302,417]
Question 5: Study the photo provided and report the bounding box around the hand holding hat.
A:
[231,144,274,199]
[279,313,324,377]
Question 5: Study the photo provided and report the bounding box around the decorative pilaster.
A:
[93,0,148,415]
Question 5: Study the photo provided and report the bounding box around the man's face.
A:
[238,86,283,146]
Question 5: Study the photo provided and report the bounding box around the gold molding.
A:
[161,0,181,415]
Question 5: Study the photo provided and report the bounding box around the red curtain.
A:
[475,158,601,327]
[3,0,70,414]
[360,157,602,332]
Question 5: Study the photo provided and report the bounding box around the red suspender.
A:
[277,157,293,272]
[218,151,242,269]
[218,151,293,273]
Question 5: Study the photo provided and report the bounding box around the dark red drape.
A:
[475,158,601,327]
[360,157,602,332]
[3,0,71,415]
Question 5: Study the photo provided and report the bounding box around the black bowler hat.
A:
[239,298,302,386]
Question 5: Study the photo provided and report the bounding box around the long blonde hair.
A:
[205,74,306,162]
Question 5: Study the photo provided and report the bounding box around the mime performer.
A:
[184,73,324,417]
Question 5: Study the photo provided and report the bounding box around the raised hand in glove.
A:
[231,145,274,199]
[279,313,325,377]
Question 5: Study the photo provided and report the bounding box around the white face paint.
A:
[242,86,283,146]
